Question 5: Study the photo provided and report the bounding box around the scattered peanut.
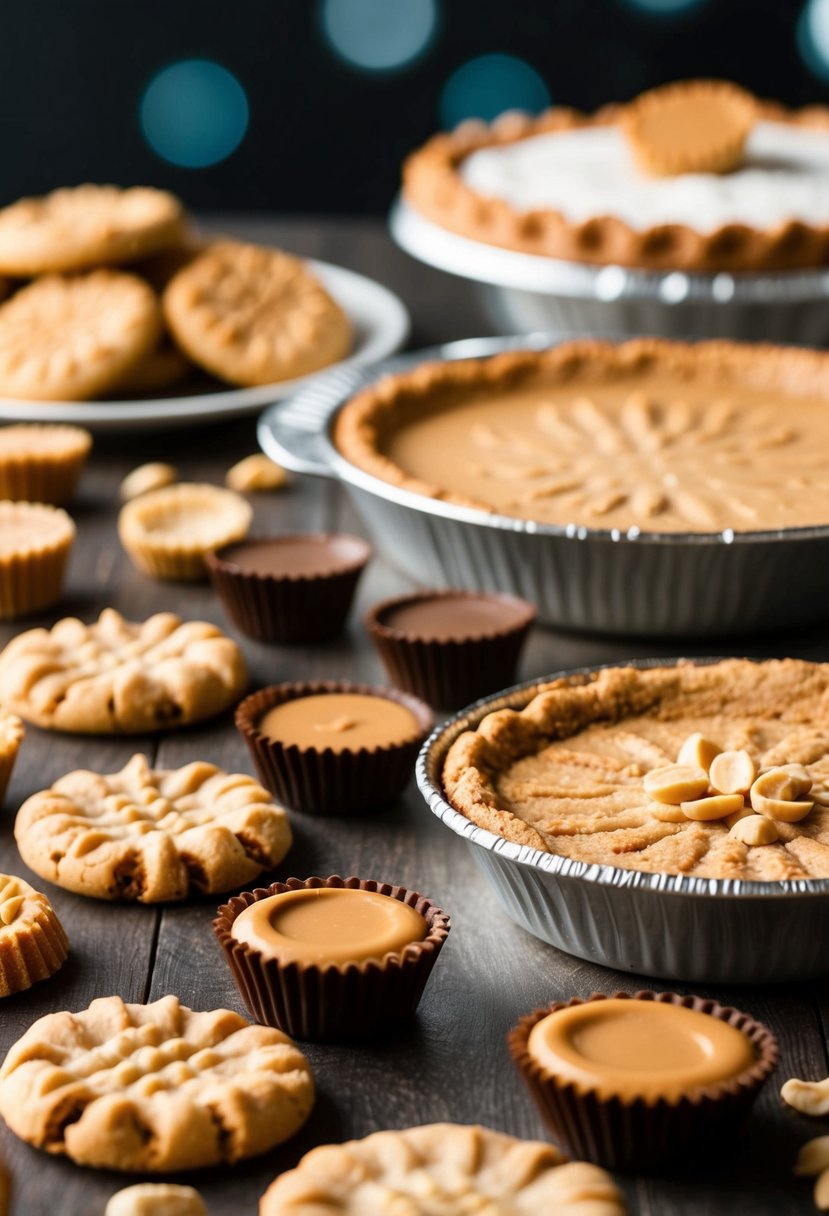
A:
[751,767,814,823]
[795,1136,829,1177]
[226,453,287,493]
[728,814,780,846]
[677,732,720,773]
[816,1170,829,1211]
[643,764,709,805]
[709,749,757,796]
[105,1183,207,1216]
[680,793,745,822]
[648,801,687,823]
[782,1075,829,1117]
[119,462,177,501]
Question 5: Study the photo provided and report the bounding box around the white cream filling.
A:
[459,121,829,233]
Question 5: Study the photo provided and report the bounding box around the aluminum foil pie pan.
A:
[391,197,829,345]
[416,659,829,985]
[257,335,829,638]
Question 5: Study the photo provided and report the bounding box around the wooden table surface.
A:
[2,216,828,1216]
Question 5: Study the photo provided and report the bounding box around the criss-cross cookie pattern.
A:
[260,1123,626,1216]
[0,608,247,734]
[0,995,314,1172]
[15,754,292,902]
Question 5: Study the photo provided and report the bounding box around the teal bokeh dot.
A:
[618,0,708,12]
[321,0,438,72]
[440,54,550,129]
[798,0,829,82]
[140,59,249,169]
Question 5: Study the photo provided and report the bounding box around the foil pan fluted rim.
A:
[415,658,829,902]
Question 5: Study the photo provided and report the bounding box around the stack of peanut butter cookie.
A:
[0,184,351,401]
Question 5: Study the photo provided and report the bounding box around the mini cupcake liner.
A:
[0,506,75,620]
[0,426,91,505]
[118,484,252,582]
[508,990,778,1172]
[365,590,536,710]
[206,533,371,644]
[213,875,451,1041]
[235,681,433,816]
[0,716,23,807]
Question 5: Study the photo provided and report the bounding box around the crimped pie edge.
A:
[403,97,829,272]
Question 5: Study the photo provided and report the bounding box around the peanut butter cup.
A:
[213,875,450,1041]
[366,589,535,710]
[509,991,777,1171]
[235,680,432,815]
[206,533,371,643]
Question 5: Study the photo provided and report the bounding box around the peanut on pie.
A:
[444,659,829,881]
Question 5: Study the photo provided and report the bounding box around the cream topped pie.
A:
[404,80,829,272]
[336,339,829,535]
[443,659,829,881]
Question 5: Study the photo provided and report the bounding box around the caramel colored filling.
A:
[258,693,420,752]
[381,373,829,533]
[230,887,428,965]
[528,999,755,1102]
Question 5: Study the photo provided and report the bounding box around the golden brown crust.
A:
[403,95,829,271]
[0,873,69,997]
[0,995,313,1171]
[15,753,292,902]
[260,1122,626,1215]
[443,659,829,881]
[334,336,829,529]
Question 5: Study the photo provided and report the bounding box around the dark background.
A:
[1,0,823,214]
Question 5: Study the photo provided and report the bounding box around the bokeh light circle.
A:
[440,54,550,129]
[140,59,249,169]
[321,0,438,72]
[618,0,707,13]
[798,0,829,82]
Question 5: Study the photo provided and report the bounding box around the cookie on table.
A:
[0,271,161,401]
[260,1123,627,1215]
[106,1184,206,1216]
[16,753,292,902]
[163,240,352,386]
[0,994,314,1171]
[0,714,23,805]
[0,873,69,997]
[0,184,186,276]
[0,607,247,733]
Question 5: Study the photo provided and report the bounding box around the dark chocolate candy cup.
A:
[508,990,778,1172]
[206,532,371,644]
[235,680,433,816]
[213,875,451,1041]
[366,589,536,710]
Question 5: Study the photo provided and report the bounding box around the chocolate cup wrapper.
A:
[508,990,778,1172]
[207,534,371,644]
[235,681,433,816]
[213,875,451,1041]
[366,591,535,711]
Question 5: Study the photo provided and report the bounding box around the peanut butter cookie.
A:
[163,240,351,386]
[0,607,247,733]
[0,873,69,997]
[106,1184,206,1216]
[0,271,161,401]
[260,1123,626,1215]
[0,185,186,276]
[15,753,292,902]
[0,994,314,1171]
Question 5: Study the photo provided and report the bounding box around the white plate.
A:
[0,259,410,432]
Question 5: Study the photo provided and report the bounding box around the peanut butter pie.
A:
[336,339,829,535]
[444,658,829,881]
[404,79,829,272]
